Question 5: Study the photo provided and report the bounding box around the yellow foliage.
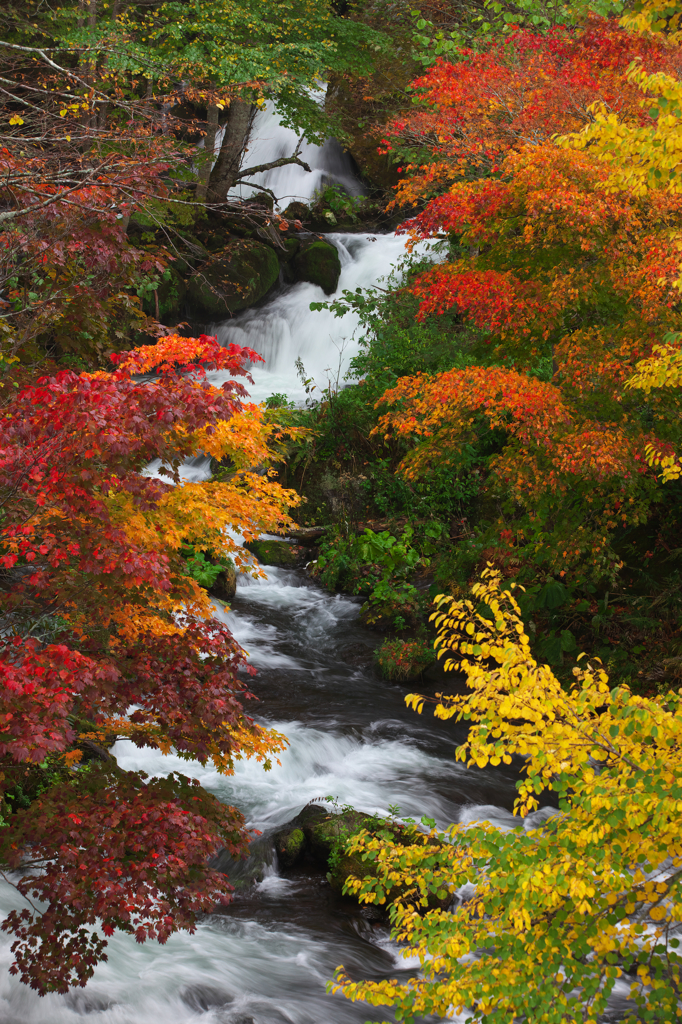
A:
[332,568,682,1023]
[627,331,682,480]
[617,0,682,45]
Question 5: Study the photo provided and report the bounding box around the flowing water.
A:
[210,99,439,408]
[0,563,531,1024]
[0,109,549,1023]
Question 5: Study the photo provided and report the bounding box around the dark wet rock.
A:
[338,642,375,669]
[208,559,237,602]
[291,238,341,295]
[187,239,280,317]
[283,525,328,544]
[272,803,450,913]
[65,992,116,1014]
[288,802,328,828]
[180,985,233,1012]
[275,826,306,869]
[249,194,275,213]
[282,201,310,222]
[245,539,307,568]
[211,834,276,889]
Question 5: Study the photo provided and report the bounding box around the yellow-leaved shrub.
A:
[332,569,682,1024]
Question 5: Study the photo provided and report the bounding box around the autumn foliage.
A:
[383,18,682,202]
[369,15,682,583]
[0,332,296,993]
[334,569,682,1023]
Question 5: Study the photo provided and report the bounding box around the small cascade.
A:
[208,231,419,405]
[202,94,437,405]
[229,98,363,207]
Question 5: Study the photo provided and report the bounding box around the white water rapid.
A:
[0,560,533,1024]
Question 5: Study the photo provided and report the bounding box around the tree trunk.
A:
[195,104,220,202]
[205,99,254,205]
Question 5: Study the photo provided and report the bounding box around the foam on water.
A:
[0,882,396,1024]
[112,717,474,833]
[207,232,433,406]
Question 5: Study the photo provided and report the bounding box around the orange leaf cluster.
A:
[385,18,682,207]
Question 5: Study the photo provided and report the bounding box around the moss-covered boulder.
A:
[304,809,376,867]
[245,539,306,567]
[291,239,341,295]
[279,237,300,263]
[282,201,310,222]
[187,239,280,318]
[272,803,449,911]
[275,827,306,868]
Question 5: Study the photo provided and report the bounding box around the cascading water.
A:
[230,98,363,207]
[206,100,438,408]
[209,231,417,408]
[147,102,434,484]
[0,558,532,1024]
[0,109,551,1024]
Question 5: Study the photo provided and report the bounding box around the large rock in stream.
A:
[274,803,450,912]
[290,238,341,294]
[274,803,375,872]
[245,539,307,568]
[187,238,280,318]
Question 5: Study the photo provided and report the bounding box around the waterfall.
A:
[208,231,417,407]
[230,98,363,207]
[204,99,437,408]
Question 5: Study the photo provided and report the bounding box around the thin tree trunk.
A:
[205,99,254,205]
[195,104,220,202]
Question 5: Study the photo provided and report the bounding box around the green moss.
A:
[245,540,303,567]
[280,237,300,263]
[285,828,305,858]
[292,239,341,295]
[187,239,279,317]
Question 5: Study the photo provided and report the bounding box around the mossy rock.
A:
[282,201,310,222]
[305,810,376,866]
[272,803,449,911]
[187,239,280,318]
[245,540,305,567]
[280,237,300,263]
[318,812,450,911]
[275,827,306,868]
[291,239,341,295]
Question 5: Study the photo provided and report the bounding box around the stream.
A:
[0,563,529,1024]
[0,105,547,1023]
